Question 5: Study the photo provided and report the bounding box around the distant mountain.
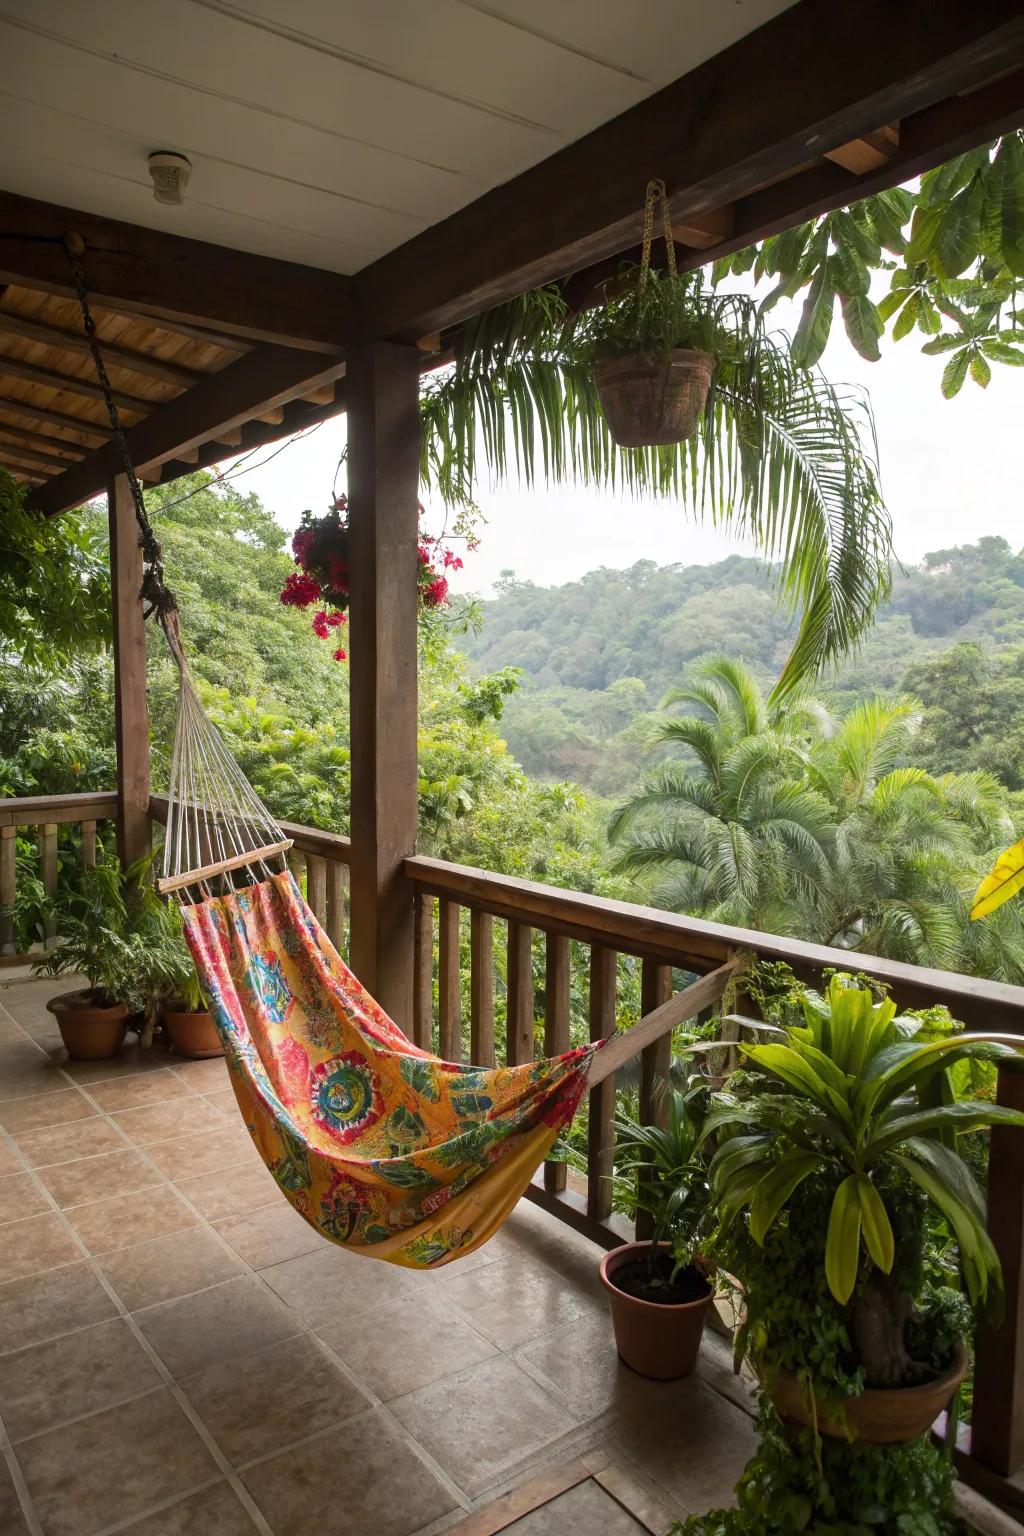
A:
[458,537,1024,795]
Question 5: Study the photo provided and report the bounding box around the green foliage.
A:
[0,468,110,668]
[422,272,891,696]
[712,130,1024,396]
[611,1085,712,1275]
[32,857,152,1009]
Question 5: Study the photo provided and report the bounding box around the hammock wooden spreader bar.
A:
[587,956,746,1087]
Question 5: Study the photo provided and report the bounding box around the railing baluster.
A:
[40,822,58,949]
[288,848,307,894]
[438,898,461,1062]
[325,859,346,954]
[0,826,15,955]
[544,932,571,1193]
[470,909,495,1067]
[972,1055,1024,1475]
[588,944,617,1221]
[80,819,97,870]
[306,853,327,926]
[412,891,434,1050]
[637,959,673,1240]
[506,920,534,1066]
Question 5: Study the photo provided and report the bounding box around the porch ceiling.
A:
[1,0,1023,514]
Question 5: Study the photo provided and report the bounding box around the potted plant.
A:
[33,858,144,1060]
[705,973,1024,1441]
[136,893,222,1059]
[599,1085,715,1380]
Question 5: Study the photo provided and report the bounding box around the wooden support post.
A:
[347,341,420,1028]
[544,933,571,1193]
[40,823,58,948]
[506,921,534,1066]
[470,909,495,1067]
[413,892,434,1050]
[588,945,617,1221]
[0,825,15,954]
[973,1057,1024,1476]
[325,860,346,954]
[306,854,327,926]
[108,474,151,869]
[637,960,673,1239]
[80,820,97,870]
[438,899,462,1062]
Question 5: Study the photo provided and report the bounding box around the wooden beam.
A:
[108,475,151,868]
[0,311,200,388]
[346,341,421,1026]
[100,307,251,356]
[0,433,81,471]
[0,394,111,439]
[351,0,1024,340]
[973,1057,1024,1476]
[0,188,351,353]
[27,346,347,516]
[672,206,736,249]
[0,352,153,411]
[824,123,900,174]
[0,422,85,459]
[589,959,742,1087]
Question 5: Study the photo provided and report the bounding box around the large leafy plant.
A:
[612,1085,712,1283]
[420,267,891,699]
[707,975,1024,1386]
[33,857,149,1009]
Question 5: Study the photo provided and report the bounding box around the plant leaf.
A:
[856,1176,894,1273]
[941,349,970,398]
[748,1151,820,1244]
[792,266,835,368]
[972,836,1024,918]
[840,294,882,362]
[825,1174,862,1304]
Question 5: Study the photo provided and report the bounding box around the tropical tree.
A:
[609,657,835,931]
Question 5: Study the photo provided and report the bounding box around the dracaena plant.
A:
[612,1084,712,1284]
[706,974,1024,1386]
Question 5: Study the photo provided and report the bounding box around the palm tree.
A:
[608,657,834,931]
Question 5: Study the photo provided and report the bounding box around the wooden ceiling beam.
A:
[0,422,84,460]
[0,432,83,471]
[2,445,58,475]
[824,123,900,174]
[0,189,351,354]
[351,0,1024,341]
[0,311,200,388]
[95,306,252,356]
[0,393,112,439]
[26,345,347,516]
[0,354,153,412]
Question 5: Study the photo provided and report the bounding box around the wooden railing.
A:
[0,792,118,957]
[4,792,1024,1483]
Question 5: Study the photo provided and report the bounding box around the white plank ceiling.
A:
[0,0,796,273]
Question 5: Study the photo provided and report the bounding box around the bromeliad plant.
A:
[707,974,1024,1387]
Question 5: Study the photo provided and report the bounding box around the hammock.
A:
[63,236,737,1268]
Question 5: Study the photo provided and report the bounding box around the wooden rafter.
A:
[0,394,112,439]
[0,426,83,466]
[0,353,154,412]
[0,310,201,388]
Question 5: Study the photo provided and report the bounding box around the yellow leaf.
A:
[971,838,1024,920]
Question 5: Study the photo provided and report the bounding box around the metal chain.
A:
[63,233,177,625]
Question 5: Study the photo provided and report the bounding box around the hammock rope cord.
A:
[63,238,715,1269]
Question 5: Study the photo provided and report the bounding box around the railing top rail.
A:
[0,792,119,828]
[148,795,351,864]
[405,853,1024,1033]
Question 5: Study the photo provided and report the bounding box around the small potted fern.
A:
[599,1086,715,1379]
[34,859,142,1059]
[139,896,222,1059]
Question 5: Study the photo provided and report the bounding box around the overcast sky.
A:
[230,279,1024,599]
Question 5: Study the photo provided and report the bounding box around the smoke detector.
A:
[148,151,192,206]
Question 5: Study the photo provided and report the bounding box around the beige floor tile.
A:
[0,1455,28,1534]
[241,1408,457,1536]
[87,1069,197,1114]
[169,1057,231,1092]
[0,1260,117,1353]
[0,1210,82,1282]
[174,1161,280,1222]
[516,1312,688,1421]
[12,1117,128,1168]
[57,1043,176,1082]
[144,1127,253,1184]
[320,1292,499,1402]
[0,1046,68,1101]
[214,1201,325,1270]
[0,1138,23,1176]
[118,1481,258,1534]
[38,1147,162,1209]
[183,1332,371,1466]
[611,1375,758,1511]
[390,1355,577,1499]
[260,1244,418,1329]
[134,1273,302,1378]
[203,1088,241,1119]
[429,1254,598,1351]
[0,1088,96,1134]
[112,1095,233,1147]
[67,1184,200,1255]
[17,1387,219,1536]
[100,1226,246,1312]
[0,1316,162,1441]
[0,1171,49,1224]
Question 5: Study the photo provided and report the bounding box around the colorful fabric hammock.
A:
[182,870,599,1268]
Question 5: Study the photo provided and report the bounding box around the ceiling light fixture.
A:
[148,151,193,206]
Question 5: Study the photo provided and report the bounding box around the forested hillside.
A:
[461,537,1024,794]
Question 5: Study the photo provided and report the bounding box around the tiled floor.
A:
[0,975,757,1536]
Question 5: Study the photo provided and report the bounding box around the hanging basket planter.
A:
[593,347,715,447]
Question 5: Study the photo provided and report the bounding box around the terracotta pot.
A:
[599,1241,713,1380]
[768,1341,969,1444]
[593,348,715,447]
[162,1009,223,1060]
[46,989,129,1061]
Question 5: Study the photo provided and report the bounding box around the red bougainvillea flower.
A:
[333,648,347,662]
[280,570,321,608]
[424,576,449,607]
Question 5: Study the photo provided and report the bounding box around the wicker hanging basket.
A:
[592,180,714,448]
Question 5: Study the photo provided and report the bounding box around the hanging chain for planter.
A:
[638,177,677,288]
[62,232,178,630]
